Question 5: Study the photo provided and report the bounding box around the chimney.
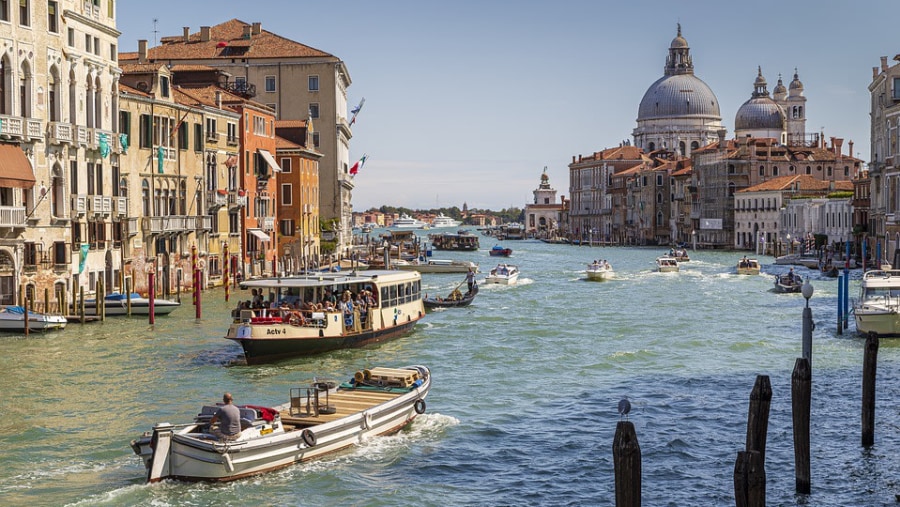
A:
[183,27,190,42]
[138,39,147,64]
[252,22,262,35]
[849,140,854,158]
[834,138,844,159]
[882,56,889,72]
[215,90,222,109]
[874,66,880,80]
[242,25,252,39]
[200,26,210,42]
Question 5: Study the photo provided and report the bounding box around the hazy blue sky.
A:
[117,1,898,211]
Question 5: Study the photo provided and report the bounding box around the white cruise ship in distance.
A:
[431,213,461,228]
[391,214,428,229]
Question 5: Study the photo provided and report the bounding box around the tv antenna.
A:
[153,18,159,45]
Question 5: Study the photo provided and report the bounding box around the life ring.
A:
[301,429,317,447]
[414,399,426,415]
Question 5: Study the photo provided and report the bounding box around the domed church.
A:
[734,67,786,141]
[633,24,723,157]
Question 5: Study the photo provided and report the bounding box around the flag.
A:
[349,97,365,126]
[349,154,367,176]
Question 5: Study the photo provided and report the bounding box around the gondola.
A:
[423,284,478,309]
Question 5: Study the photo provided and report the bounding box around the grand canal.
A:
[1,236,899,506]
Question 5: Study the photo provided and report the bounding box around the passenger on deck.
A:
[210,393,242,441]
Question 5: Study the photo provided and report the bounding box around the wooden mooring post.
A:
[733,450,765,507]
[613,420,641,507]
[745,375,772,463]
[862,332,879,447]
[791,357,811,494]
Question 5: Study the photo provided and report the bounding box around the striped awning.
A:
[248,228,270,242]
[0,143,35,189]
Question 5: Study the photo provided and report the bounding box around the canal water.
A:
[1,236,898,506]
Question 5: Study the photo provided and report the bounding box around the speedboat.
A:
[773,272,804,293]
[736,258,761,275]
[586,261,614,281]
[668,248,690,262]
[0,306,67,332]
[489,245,512,257]
[390,214,427,229]
[656,256,679,273]
[430,213,461,228]
[131,365,431,483]
[854,269,900,337]
[485,264,519,285]
[80,292,181,316]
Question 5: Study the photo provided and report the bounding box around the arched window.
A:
[0,56,8,114]
[728,164,735,174]
[119,177,127,197]
[657,192,663,204]
[48,65,60,122]
[180,180,187,215]
[656,211,664,226]
[51,163,63,217]
[19,59,32,117]
[789,165,795,173]
[691,141,699,151]
[759,165,765,177]
[773,166,779,176]
[93,76,102,129]
[85,74,94,127]
[648,142,655,151]
[827,166,832,177]
[679,141,686,156]
[806,166,811,175]
[142,179,150,216]
[68,68,76,123]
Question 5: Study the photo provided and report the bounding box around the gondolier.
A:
[466,268,476,292]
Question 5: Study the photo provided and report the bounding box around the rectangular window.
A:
[894,78,900,100]
[18,0,28,26]
[226,122,237,144]
[67,27,74,46]
[159,76,170,98]
[205,117,217,141]
[234,76,247,94]
[280,157,291,173]
[85,33,91,52]
[178,122,188,150]
[139,114,151,148]
[70,160,78,194]
[110,43,116,61]
[265,75,275,92]
[107,0,113,18]
[93,36,99,55]
[279,219,294,236]
[308,75,319,91]
[0,0,8,22]
[86,162,95,194]
[309,103,319,119]
[47,1,57,32]
[281,183,292,205]
[266,103,277,116]
[313,132,320,147]
[118,110,130,136]
[194,123,202,152]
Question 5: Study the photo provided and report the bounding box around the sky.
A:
[115,0,900,211]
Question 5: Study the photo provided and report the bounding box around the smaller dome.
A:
[670,23,688,49]
[772,75,787,96]
[735,98,785,131]
[789,69,803,91]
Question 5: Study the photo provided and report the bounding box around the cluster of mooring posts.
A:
[612,280,886,506]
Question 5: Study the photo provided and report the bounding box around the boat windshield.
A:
[862,287,900,301]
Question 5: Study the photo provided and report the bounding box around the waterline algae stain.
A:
[0,241,897,505]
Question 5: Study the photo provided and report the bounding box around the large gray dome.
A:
[637,74,721,120]
[735,98,784,130]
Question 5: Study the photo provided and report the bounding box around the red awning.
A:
[0,143,35,189]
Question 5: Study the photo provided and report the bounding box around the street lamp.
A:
[786,234,792,255]
[801,278,814,362]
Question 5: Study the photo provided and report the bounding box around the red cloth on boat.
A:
[243,405,277,422]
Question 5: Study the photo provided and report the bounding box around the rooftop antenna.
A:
[152,18,159,46]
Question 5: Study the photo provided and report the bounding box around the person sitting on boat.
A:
[251,289,264,308]
[449,288,462,301]
[210,393,242,442]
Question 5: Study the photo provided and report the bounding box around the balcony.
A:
[75,125,90,146]
[48,122,73,144]
[261,216,275,232]
[0,114,42,141]
[71,194,87,217]
[141,215,214,235]
[207,190,227,209]
[228,191,247,210]
[88,195,113,216]
[226,136,239,146]
[114,196,127,216]
[206,131,220,142]
[0,206,26,227]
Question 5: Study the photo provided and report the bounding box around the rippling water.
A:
[1,238,899,506]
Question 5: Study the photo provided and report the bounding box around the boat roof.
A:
[239,270,420,290]
[861,269,900,285]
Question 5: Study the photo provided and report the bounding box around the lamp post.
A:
[786,234,792,255]
[801,278,814,363]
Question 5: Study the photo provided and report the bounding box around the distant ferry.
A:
[391,214,427,229]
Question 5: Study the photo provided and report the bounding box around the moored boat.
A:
[586,260,614,281]
[854,269,900,337]
[656,256,679,273]
[423,284,478,309]
[0,305,67,332]
[79,292,181,316]
[773,271,804,293]
[226,270,425,364]
[484,264,519,285]
[428,232,480,251]
[131,364,431,483]
[736,257,761,275]
[489,245,512,257]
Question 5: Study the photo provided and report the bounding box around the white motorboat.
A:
[736,257,761,275]
[80,292,181,316]
[586,261,614,281]
[854,269,900,337]
[227,270,425,364]
[430,213,461,228]
[131,365,431,483]
[390,214,427,229]
[485,264,519,285]
[396,258,479,274]
[0,306,67,332]
[656,256,679,273]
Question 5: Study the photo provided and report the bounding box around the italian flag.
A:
[350,154,368,176]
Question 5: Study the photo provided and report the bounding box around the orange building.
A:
[275,120,322,272]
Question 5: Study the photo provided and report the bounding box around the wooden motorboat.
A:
[586,261,614,281]
[773,272,804,293]
[226,270,425,364]
[668,248,690,262]
[79,292,180,316]
[484,264,519,285]
[0,305,66,332]
[131,365,431,483]
[736,258,761,275]
[489,245,512,257]
[424,284,478,309]
[656,256,679,273]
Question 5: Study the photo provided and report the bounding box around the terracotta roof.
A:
[119,51,139,61]
[118,82,151,97]
[169,64,219,72]
[275,135,303,149]
[141,19,335,61]
[739,174,854,193]
[120,62,167,74]
[275,120,307,128]
[174,84,272,113]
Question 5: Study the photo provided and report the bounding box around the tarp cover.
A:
[0,143,35,188]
